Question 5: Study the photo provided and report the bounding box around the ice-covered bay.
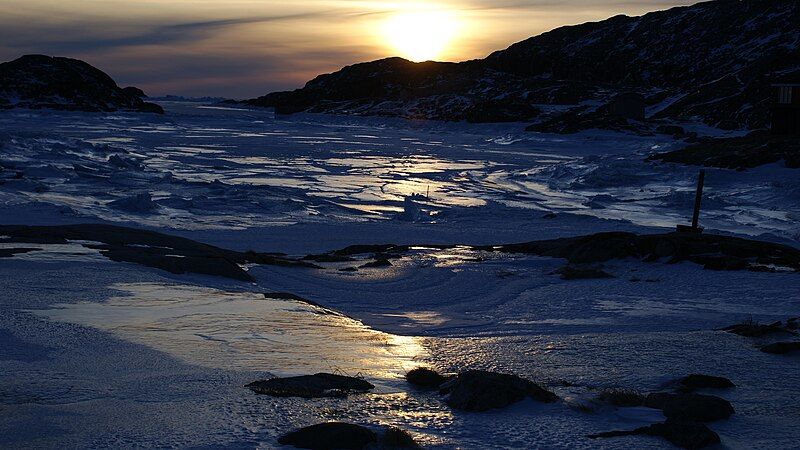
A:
[1,104,799,449]
[1,102,798,246]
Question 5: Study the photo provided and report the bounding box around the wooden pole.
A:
[691,169,705,230]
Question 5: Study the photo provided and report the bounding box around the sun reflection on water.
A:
[33,283,427,381]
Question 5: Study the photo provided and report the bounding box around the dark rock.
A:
[379,427,421,449]
[596,388,645,407]
[526,107,650,135]
[303,254,356,263]
[243,2,799,130]
[487,231,800,273]
[649,133,800,170]
[0,55,164,114]
[0,224,319,281]
[277,422,376,449]
[100,246,254,281]
[246,373,374,398]
[603,93,646,121]
[720,320,791,337]
[700,256,751,271]
[262,293,338,314]
[332,244,408,257]
[441,370,557,411]
[121,86,146,98]
[464,98,540,123]
[677,374,735,390]
[0,247,40,258]
[406,367,449,389]
[263,292,310,302]
[656,125,686,136]
[760,341,800,355]
[589,418,721,449]
[554,264,614,280]
[359,258,392,268]
[644,392,734,422]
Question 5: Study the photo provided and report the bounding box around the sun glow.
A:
[380,9,460,62]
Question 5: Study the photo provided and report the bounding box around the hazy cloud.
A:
[0,0,691,97]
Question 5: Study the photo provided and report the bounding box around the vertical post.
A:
[691,169,705,230]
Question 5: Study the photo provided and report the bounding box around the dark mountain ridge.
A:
[0,55,163,114]
[245,0,800,132]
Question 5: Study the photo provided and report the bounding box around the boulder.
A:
[359,258,392,268]
[644,392,734,422]
[595,388,645,407]
[677,374,735,391]
[554,264,614,280]
[589,418,721,449]
[379,427,421,449]
[441,370,557,411]
[277,422,376,449]
[246,373,374,398]
[760,341,800,355]
[406,367,449,389]
[720,320,790,337]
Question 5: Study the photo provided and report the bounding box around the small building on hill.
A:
[771,77,800,135]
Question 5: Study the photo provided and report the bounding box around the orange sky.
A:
[0,1,693,97]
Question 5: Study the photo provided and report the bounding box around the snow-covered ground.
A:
[1,103,799,449]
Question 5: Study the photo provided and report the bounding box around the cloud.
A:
[0,11,334,53]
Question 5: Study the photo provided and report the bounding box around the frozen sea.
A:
[1,102,799,449]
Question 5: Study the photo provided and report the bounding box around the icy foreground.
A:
[1,103,799,449]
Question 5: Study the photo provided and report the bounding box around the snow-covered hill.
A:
[0,55,164,114]
[246,0,800,131]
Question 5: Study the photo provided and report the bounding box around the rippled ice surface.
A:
[3,241,798,448]
[34,282,425,382]
[1,102,798,242]
[2,104,800,448]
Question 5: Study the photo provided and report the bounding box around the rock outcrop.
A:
[676,374,735,391]
[589,418,721,449]
[278,423,377,449]
[486,231,800,273]
[246,373,374,398]
[649,131,800,170]
[277,423,420,450]
[0,223,318,281]
[405,367,450,389]
[440,370,557,412]
[244,0,800,131]
[0,55,163,114]
[760,341,800,355]
[644,392,734,422]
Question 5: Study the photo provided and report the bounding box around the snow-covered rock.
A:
[0,55,163,114]
[245,0,800,131]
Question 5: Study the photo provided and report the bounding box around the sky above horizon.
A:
[0,1,691,98]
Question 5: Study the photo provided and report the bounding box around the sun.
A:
[380,10,459,62]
